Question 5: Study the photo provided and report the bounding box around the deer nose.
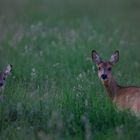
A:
[0,83,3,87]
[101,74,107,80]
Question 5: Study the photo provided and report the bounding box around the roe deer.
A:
[0,64,12,99]
[92,50,140,116]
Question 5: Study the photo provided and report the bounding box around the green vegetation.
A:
[0,0,140,139]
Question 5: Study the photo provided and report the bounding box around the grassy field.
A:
[0,0,140,139]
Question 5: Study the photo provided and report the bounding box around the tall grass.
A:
[0,0,140,139]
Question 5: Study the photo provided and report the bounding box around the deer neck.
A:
[103,77,120,100]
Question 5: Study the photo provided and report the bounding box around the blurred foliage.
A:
[0,0,140,140]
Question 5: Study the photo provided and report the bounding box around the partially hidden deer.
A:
[92,50,140,116]
[0,64,12,99]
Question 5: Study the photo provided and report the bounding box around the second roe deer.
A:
[0,64,12,99]
[92,50,140,116]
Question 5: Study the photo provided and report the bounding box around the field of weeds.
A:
[0,0,140,139]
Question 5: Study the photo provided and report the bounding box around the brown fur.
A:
[92,50,140,116]
[104,77,140,116]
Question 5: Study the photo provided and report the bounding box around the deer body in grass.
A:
[92,50,140,116]
[0,64,12,99]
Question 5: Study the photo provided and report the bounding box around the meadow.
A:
[0,0,140,139]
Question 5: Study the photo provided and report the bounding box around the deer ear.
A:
[3,64,12,76]
[92,50,102,65]
[110,50,119,65]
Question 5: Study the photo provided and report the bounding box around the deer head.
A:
[0,64,12,88]
[92,50,119,85]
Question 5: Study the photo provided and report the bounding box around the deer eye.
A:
[98,67,101,70]
[3,77,5,80]
[108,67,112,71]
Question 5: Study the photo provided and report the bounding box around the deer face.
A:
[92,50,119,85]
[0,64,12,88]
[97,62,112,83]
